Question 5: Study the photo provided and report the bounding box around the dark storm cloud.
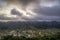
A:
[5,0,39,5]
[4,0,40,10]
[0,0,60,21]
[34,6,60,16]
[19,0,35,4]
[10,0,60,21]
[11,8,33,20]
[11,8,23,16]
[33,0,60,16]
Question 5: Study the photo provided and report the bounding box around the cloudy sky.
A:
[0,0,60,21]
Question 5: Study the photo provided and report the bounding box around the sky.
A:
[0,0,60,21]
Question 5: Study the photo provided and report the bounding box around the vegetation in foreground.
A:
[1,32,60,40]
